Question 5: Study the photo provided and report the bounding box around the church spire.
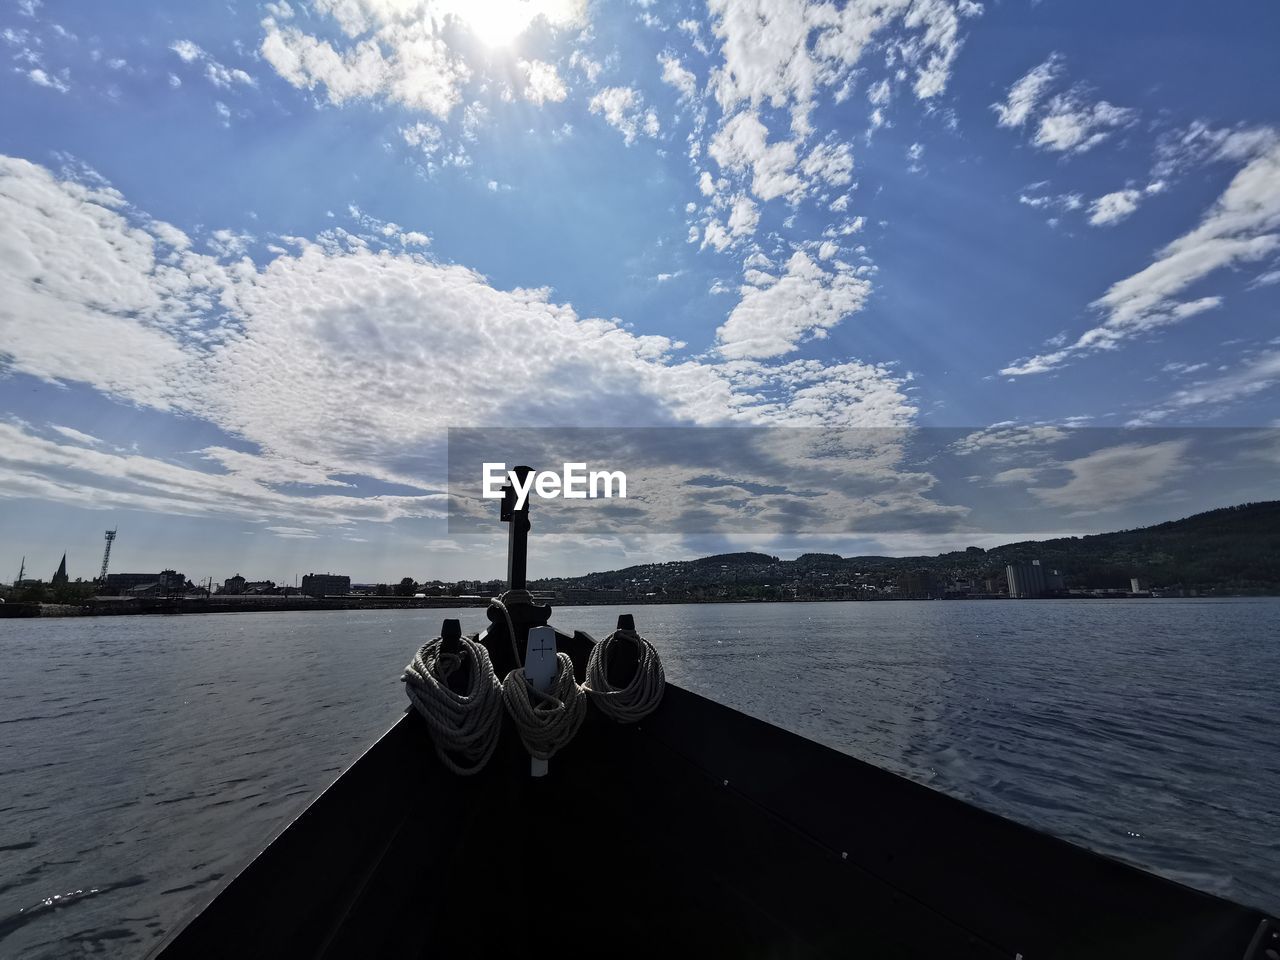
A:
[52,552,68,585]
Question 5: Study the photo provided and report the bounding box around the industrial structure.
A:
[300,573,351,597]
[1005,560,1065,599]
[99,528,117,582]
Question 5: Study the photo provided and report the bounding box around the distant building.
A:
[896,570,943,599]
[560,587,625,603]
[51,553,69,585]
[1131,577,1145,593]
[1006,561,1048,599]
[221,574,247,595]
[104,570,188,596]
[301,573,350,597]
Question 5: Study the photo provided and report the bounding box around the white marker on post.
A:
[524,625,557,777]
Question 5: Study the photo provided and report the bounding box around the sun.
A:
[448,0,540,48]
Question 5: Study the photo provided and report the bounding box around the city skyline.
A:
[9,492,1277,589]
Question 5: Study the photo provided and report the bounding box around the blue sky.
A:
[0,0,1277,584]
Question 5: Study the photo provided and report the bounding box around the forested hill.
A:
[533,502,1280,598]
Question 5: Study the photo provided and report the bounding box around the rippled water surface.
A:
[1,599,1277,956]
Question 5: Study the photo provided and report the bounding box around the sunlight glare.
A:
[448,0,545,48]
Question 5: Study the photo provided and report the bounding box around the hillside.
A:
[532,502,1280,600]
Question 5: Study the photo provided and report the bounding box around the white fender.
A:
[525,625,558,777]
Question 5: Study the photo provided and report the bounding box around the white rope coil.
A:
[584,629,666,724]
[402,635,503,776]
[492,594,587,761]
[501,654,588,761]
[407,597,666,773]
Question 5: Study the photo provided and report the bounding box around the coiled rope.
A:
[584,628,665,723]
[492,595,587,761]
[405,596,668,772]
[402,635,503,776]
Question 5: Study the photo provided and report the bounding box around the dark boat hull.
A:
[150,630,1274,959]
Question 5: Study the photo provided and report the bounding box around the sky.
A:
[0,0,1277,585]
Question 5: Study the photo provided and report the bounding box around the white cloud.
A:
[588,86,659,145]
[259,2,585,117]
[906,141,924,171]
[716,251,871,359]
[1080,181,1167,227]
[702,219,732,251]
[0,155,208,408]
[0,422,440,526]
[1031,440,1189,509]
[1005,137,1280,375]
[1019,190,1082,212]
[0,154,916,528]
[990,466,1041,485]
[993,53,1134,155]
[992,53,1061,128]
[517,58,566,105]
[1139,350,1280,423]
[726,194,760,237]
[709,110,803,202]
[28,68,69,93]
[677,18,708,54]
[823,216,866,237]
[657,51,697,101]
[707,0,972,126]
[400,120,442,153]
[569,49,602,83]
[692,0,975,222]
[202,447,353,488]
[170,40,203,63]
[714,359,915,427]
[265,525,320,539]
[1033,94,1135,154]
[800,140,854,188]
[260,17,467,118]
[171,39,256,89]
[1087,189,1141,226]
[952,424,1067,456]
[205,60,256,89]
[50,425,102,446]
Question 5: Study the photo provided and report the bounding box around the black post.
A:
[501,465,533,591]
[486,465,552,680]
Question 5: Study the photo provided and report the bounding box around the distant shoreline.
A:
[4,592,1273,619]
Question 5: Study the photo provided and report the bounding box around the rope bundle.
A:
[491,595,587,762]
[402,635,503,776]
[404,597,666,774]
[584,629,666,724]
[501,652,588,761]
